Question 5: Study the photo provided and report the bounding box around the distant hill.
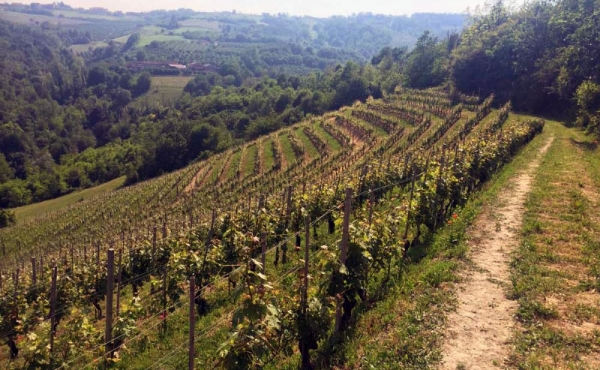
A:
[0,4,466,56]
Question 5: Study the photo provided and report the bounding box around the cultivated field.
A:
[0,88,549,369]
[132,75,194,109]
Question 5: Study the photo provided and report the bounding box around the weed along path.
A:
[441,137,554,369]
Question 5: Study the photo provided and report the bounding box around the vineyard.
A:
[0,88,544,369]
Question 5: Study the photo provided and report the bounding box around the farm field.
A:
[68,40,109,53]
[113,25,188,46]
[0,88,557,369]
[132,75,194,108]
[52,9,142,21]
[0,10,89,25]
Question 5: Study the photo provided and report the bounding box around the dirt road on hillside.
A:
[441,138,554,370]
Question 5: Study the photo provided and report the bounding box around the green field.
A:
[113,25,188,46]
[132,75,193,108]
[0,10,89,25]
[68,41,109,53]
[262,139,275,172]
[277,134,297,165]
[293,128,319,159]
[11,176,125,222]
[178,18,221,30]
[52,9,141,21]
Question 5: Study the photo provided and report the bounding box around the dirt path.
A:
[217,151,235,184]
[326,116,367,149]
[441,137,554,370]
[183,163,211,194]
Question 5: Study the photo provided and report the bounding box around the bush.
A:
[0,208,16,228]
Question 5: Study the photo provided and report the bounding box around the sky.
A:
[45,0,486,17]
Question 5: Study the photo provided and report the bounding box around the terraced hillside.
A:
[0,88,545,369]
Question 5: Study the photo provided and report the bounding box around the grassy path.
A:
[509,121,600,369]
[442,135,553,369]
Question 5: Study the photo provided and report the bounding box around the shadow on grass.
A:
[569,138,598,151]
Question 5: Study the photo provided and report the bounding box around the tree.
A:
[575,81,600,129]
[134,72,152,96]
[404,31,446,89]
[124,32,140,51]
[0,208,15,228]
[0,153,14,183]
[167,15,180,30]
[136,50,146,62]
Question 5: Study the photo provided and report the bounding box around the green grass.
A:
[206,156,226,185]
[0,11,89,25]
[294,128,319,160]
[138,34,185,46]
[132,76,193,108]
[11,176,125,223]
[68,41,108,54]
[262,139,275,172]
[314,122,342,152]
[52,9,141,21]
[114,26,187,46]
[277,134,297,166]
[241,144,258,178]
[510,121,600,368]
[225,149,243,181]
[178,18,221,30]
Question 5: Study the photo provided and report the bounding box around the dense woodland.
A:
[0,0,599,215]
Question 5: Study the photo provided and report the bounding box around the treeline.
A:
[398,0,600,130]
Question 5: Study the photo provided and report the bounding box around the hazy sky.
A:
[47,0,486,17]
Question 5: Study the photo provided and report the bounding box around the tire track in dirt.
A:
[441,137,554,370]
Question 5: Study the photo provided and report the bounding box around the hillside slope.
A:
[0,88,552,369]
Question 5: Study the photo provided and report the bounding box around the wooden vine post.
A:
[49,264,57,369]
[13,268,19,321]
[39,255,44,284]
[105,249,115,362]
[162,266,168,335]
[188,276,196,370]
[116,249,123,318]
[433,144,447,231]
[30,257,36,286]
[302,215,310,313]
[403,167,418,259]
[96,243,100,269]
[261,232,267,274]
[152,226,157,266]
[335,188,352,333]
[368,185,375,226]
